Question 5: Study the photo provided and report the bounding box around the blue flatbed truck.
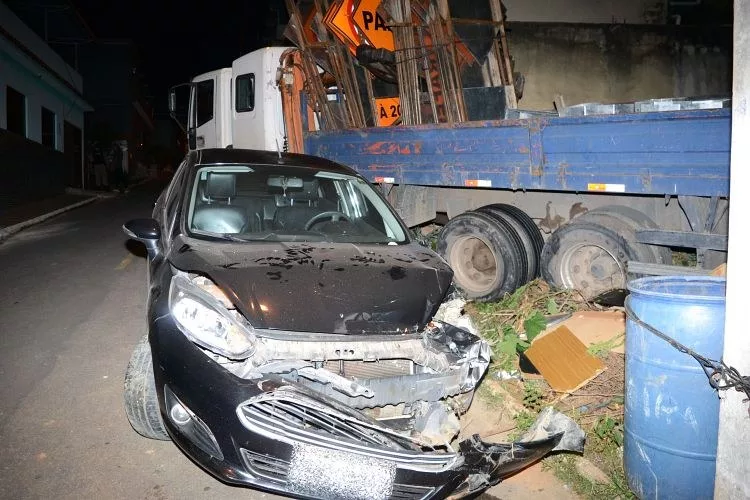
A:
[303,105,731,300]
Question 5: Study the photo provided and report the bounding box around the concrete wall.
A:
[503,0,665,24]
[0,128,65,208]
[507,23,732,110]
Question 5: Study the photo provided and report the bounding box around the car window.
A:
[185,164,408,244]
[196,80,214,127]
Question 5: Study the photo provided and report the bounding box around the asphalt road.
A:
[0,184,276,500]
[0,183,575,500]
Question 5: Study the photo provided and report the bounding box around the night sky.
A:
[72,0,283,111]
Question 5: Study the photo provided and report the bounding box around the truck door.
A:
[189,76,218,149]
[231,48,288,151]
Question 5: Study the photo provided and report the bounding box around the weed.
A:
[477,381,505,408]
[522,381,545,412]
[509,410,536,440]
[587,333,625,358]
[672,250,697,267]
[591,416,624,452]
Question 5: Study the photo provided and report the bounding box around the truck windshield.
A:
[186,164,408,244]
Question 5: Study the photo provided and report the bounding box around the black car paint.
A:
[168,235,453,334]
[132,149,577,499]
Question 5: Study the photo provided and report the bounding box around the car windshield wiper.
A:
[212,233,249,242]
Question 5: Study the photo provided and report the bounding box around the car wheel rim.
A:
[449,236,501,295]
[559,243,624,295]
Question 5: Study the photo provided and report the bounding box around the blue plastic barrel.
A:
[624,276,726,500]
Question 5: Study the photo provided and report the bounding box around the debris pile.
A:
[466,279,632,497]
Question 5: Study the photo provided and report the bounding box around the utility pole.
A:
[714,0,750,497]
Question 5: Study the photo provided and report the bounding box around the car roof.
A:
[194,148,356,175]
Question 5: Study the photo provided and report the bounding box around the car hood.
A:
[168,236,453,335]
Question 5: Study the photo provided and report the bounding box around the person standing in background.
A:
[112,141,125,193]
[93,144,108,190]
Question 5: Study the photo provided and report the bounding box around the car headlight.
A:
[169,273,256,359]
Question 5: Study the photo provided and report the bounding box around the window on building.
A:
[6,86,27,137]
[196,79,214,127]
[235,73,255,112]
[41,107,56,148]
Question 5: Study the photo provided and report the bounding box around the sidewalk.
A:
[0,189,110,243]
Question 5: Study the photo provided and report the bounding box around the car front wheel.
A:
[124,335,170,440]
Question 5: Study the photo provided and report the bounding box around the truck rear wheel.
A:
[477,204,543,281]
[437,211,526,301]
[571,206,672,265]
[541,220,648,299]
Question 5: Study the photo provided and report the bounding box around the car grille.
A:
[321,359,413,379]
[240,448,289,484]
[242,394,396,447]
[237,391,457,470]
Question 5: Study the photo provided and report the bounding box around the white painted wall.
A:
[0,1,90,150]
[503,0,664,24]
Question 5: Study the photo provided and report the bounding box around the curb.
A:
[0,196,101,244]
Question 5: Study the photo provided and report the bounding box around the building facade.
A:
[0,0,92,208]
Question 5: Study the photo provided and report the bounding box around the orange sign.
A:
[352,0,394,51]
[375,97,401,126]
[324,0,360,55]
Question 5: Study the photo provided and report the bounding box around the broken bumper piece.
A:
[153,324,584,500]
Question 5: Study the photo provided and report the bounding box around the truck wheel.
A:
[437,211,526,301]
[124,335,169,440]
[573,206,672,265]
[478,204,543,281]
[541,221,644,299]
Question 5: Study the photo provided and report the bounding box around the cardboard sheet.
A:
[525,326,606,392]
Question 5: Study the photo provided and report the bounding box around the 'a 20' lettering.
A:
[379,104,401,119]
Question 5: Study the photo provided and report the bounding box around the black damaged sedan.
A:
[123,148,583,499]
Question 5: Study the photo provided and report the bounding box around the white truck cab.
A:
[172,47,289,152]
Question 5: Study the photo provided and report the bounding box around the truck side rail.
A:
[304,108,731,198]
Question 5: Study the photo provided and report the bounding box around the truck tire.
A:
[541,220,651,299]
[124,335,169,440]
[437,211,526,301]
[477,204,544,281]
[571,206,672,265]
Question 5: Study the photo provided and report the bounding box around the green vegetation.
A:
[587,333,625,358]
[467,280,587,371]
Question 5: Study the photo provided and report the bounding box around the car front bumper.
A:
[150,316,584,499]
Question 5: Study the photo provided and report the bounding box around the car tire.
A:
[437,211,526,302]
[124,335,169,440]
[477,204,544,280]
[541,220,650,299]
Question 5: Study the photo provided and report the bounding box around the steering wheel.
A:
[304,211,351,230]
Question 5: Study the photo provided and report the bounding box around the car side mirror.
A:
[123,218,161,258]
